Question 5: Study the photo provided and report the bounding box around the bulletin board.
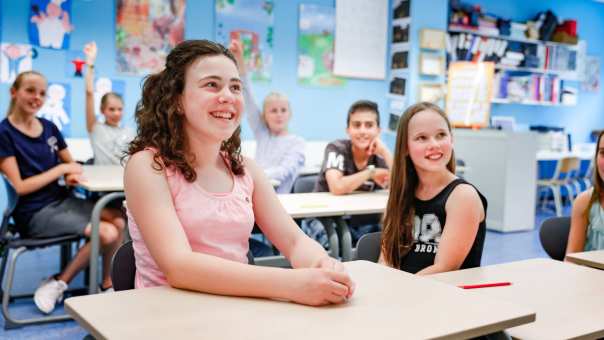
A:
[333,0,388,80]
[445,62,494,128]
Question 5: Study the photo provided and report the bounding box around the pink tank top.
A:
[127,154,255,288]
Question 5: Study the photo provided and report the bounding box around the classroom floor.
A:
[0,206,563,339]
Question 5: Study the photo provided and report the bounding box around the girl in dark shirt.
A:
[0,71,125,314]
[380,102,487,274]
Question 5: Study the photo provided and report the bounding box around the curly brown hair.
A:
[127,40,244,182]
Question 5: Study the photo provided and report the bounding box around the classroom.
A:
[0,0,603,339]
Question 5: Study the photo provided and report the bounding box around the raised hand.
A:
[83,41,97,66]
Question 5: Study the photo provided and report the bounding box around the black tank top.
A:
[399,178,487,274]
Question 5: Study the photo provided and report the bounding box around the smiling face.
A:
[406,109,453,174]
[180,54,243,144]
[101,94,124,126]
[346,109,380,151]
[10,73,47,117]
[262,96,290,135]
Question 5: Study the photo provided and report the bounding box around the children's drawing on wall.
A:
[216,0,273,82]
[65,49,86,77]
[116,0,186,75]
[37,82,72,135]
[582,56,600,92]
[0,43,37,83]
[297,4,345,87]
[29,0,74,50]
[94,78,126,120]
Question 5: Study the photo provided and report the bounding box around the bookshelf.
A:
[446,25,585,106]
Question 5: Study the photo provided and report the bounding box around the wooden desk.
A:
[566,250,604,270]
[277,191,387,219]
[66,261,534,340]
[428,258,604,339]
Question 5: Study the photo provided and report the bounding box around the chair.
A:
[111,241,256,291]
[0,177,84,329]
[292,174,318,194]
[537,156,580,216]
[354,231,381,262]
[539,217,571,261]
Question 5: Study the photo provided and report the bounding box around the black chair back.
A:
[1,177,18,242]
[355,231,382,262]
[111,240,136,291]
[539,217,571,261]
[292,175,318,194]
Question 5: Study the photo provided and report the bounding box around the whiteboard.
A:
[333,0,388,80]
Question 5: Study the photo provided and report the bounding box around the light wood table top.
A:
[277,190,388,218]
[66,261,534,340]
[566,250,604,270]
[429,258,604,340]
[79,165,125,192]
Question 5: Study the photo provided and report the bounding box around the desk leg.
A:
[319,218,339,259]
[88,192,125,295]
[336,218,352,261]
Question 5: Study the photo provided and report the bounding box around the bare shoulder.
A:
[446,183,483,214]
[573,189,593,211]
[124,150,165,181]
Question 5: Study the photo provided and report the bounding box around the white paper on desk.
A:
[333,0,388,80]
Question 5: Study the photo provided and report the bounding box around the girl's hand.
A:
[314,256,356,298]
[287,267,355,306]
[228,39,245,74]
[64,173,82,186]
[84,41,97,66]
[60,162,83,176]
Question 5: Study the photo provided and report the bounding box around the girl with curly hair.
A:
[124,40,354,306]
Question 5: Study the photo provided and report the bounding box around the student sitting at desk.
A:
[567,130,604,253]
[0,71,125,314]
[124,40,354,306]
[380,102,487,274]
[309,100,392,245]
[229,39,305,194]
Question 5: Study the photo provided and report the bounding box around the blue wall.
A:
[0,0,388,141]
[1,0,602,142]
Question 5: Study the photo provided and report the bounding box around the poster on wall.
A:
[116,0,186,75]
[582,55,600,92]
[215,0,274,82]
[297,4,345,87]
[28,0,74,50]
[37,82,71,135]
[0,43,37,84]
[445,61,494,128]
[94,78,126,120]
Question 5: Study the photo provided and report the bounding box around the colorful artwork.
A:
[28,0,74,50]
[37,82,71,135]
[298,4,345,87]
[94,78,126,120]
[216,0,274,82]
[116,0,186,75]
[1,43,37,84]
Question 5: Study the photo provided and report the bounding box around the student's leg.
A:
[57,220,120,284]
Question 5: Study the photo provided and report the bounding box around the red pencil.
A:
[458,282,511,289]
